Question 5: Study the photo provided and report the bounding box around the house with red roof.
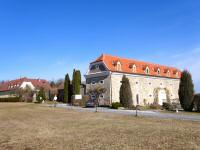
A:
[85,54,181,106]
[0,77,51,98]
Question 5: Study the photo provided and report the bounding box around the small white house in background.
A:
[85,54,182,106]
[20,82,35,90]
[0,77,51,98]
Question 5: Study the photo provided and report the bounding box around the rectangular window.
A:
[91,95,96,99]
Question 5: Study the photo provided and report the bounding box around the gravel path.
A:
[52,104,200,121]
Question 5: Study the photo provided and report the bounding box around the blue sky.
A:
[0,0,200,92]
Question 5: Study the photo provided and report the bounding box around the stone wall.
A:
[86,73,111,105]
[111,73,180,106]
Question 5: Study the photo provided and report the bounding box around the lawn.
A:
[0,103,200,150]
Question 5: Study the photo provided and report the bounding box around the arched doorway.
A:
[158,89,167,105]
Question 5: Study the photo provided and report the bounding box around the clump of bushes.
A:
[72,95,89,107]
[149,103,162,109]
[193,94,200,112]
[0,97,21,102]
[162,102,174,111]
[111,102,122,109]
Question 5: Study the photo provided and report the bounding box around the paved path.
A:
[51,104,200,121]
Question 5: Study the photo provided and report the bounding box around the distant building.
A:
[0,77,51,98]
[85,54,181,106]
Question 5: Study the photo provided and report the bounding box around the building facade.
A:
[85,54,181,106]
[0,77,51,98]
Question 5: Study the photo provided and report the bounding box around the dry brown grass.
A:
[0,103,200,150]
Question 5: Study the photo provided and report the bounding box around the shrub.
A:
[72,95,89,107]
[80,95,89,107]
[20,92,34,103]
[193,94,200,112]
[64,74,70,103]
[72,99,81,106]
[111,102,122,109]
[162,102,174,111]
[149,103,162,109]
[178,70,194,111]
[0,97,21,102]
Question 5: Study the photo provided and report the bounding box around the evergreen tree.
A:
[68,83,73,103]
[37,88,46,103]
[75,70,81,95]
[72,69,81,95]
[72,69,76,95]
[178,70,194,111]
[76,70,81,85]
[120,75,133,108]
[64,74,70,103]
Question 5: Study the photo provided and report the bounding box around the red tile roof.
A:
[0,77,51,92]
[91,54,181,78]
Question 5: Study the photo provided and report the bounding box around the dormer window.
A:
[167,70,170,77]
[145,67,150,74]
[176,72,179,77]
[116,61,121,71]
[157,68,161,75]
[133,64,137,73]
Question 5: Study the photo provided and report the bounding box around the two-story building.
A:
[85,54,181,106]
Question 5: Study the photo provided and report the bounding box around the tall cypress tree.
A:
[72,69,81,95]
[72,69,76,95]
[69,83,73,103]
[75,70,81,95]
[120,75,133,108]
[64,74,70,103]
[178,70,194,111]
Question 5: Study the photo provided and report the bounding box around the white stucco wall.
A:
[20,82,35,90]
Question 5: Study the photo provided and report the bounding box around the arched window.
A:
[136,94,139,105]
[145,67,150,74]
[133,64,137,73]
[117,61,121,71]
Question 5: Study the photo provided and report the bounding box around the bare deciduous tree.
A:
[87,86,107,112]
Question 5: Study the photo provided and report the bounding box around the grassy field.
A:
[0,103,200,150]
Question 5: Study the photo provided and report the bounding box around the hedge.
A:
[111,102,122,109]
[162,102,174,111]
[0,97,21,102]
